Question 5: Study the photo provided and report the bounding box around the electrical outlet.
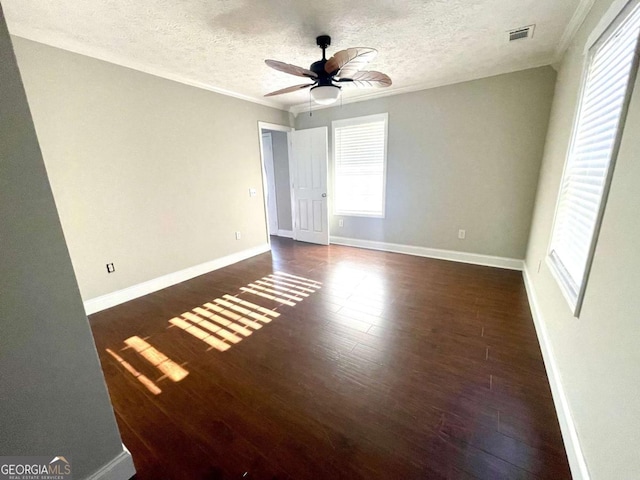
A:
[235,231,241,240]
[249,188,257,197]
[338,218,344,227]
[106,263,115,273]
[458,229,466,239]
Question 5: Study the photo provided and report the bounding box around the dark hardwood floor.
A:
[89,237,571,479]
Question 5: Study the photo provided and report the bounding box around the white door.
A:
[261,132,279,235]
[290,127,329,245]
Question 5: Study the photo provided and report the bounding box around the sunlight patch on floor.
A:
[106,347,163,395]
[123,335,189,382]
[105,271,321,395]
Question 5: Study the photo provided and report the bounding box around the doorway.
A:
[258,122,294,240]
[258,122,330,245]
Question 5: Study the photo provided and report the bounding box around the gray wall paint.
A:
[525,0,640,477]
[12,37,290,301]
[0,6,130,478]
[296,67,557,259]
[270,130,292,232]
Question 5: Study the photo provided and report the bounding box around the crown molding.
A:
[554,0,597,61]
[8,24,289,112]
[8,21,560,117]
[289,58,555,116]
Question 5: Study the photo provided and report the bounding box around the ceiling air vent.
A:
[509,25,535,41]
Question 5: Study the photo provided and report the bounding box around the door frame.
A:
[257,122,294,245]
[261,131,279,235]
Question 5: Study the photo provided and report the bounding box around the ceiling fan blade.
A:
[325,48,377,77]
[338,71,392,88]
[265,59,318,79]
[264,83,315,97]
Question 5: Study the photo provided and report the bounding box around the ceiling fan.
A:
[264,35,392,105]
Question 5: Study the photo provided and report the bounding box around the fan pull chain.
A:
[309,91,312,117]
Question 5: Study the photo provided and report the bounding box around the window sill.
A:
[545,254,581,317]
[334,212,385,219]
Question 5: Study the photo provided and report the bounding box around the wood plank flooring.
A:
[89,237,571,479]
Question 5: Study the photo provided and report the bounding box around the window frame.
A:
[547,0,640,316]
[331,113,389,218]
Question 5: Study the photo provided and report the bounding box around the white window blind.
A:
[332,113,388,217]
[549,1,640,314]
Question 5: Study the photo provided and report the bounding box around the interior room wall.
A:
[295,66,557,260]
[524,0,640,477]
[269,130,293,232]
[11,37,290,302]
[0,5,133,478]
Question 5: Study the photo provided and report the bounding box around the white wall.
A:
[295,67,557,260]
[0,5,133,478]
[525,0,640,478]
[12,37,290,301]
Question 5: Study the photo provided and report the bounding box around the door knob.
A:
[321,193,327,197]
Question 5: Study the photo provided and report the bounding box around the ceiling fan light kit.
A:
[310,85,341,105]
[264,35,392,105]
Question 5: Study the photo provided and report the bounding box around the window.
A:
[549,0,640,315]
[332,113,388,217]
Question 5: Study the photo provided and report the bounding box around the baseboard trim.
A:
[84,444,135,480]
[522,265,590,480]
[84,244,271,315]
[276,229,293,239]
[329,236,523,270]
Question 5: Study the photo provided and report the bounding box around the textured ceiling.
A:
[3,0,581,112]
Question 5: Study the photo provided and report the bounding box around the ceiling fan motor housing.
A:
[310,60,336,86]
[312,35,339,86]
